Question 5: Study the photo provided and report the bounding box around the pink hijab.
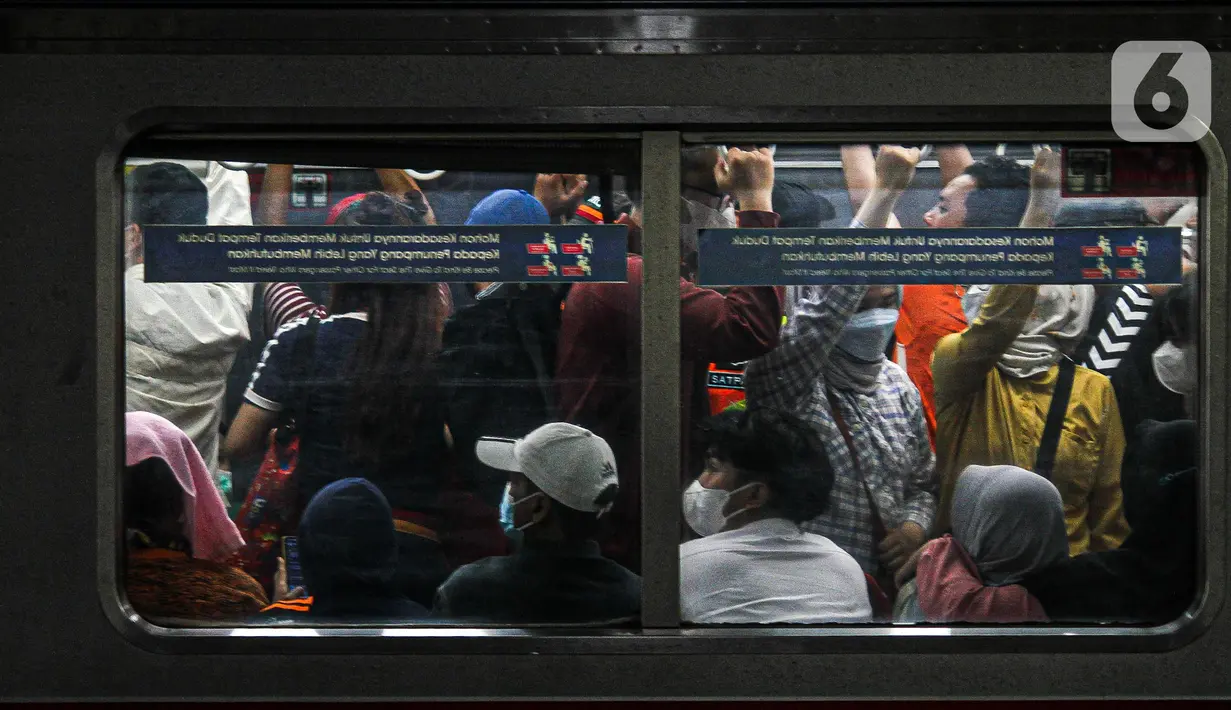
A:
[125,412,244,562]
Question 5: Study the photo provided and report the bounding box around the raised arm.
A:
[376,169,437,225]
[936,145,975,187]
[680,148,783,362]
[853,146,921,229]
[932,148,1063,408]
[840,144,877,214]
[841,144,904,228]
[534,173,589,224]
[256,163,292,226]
[933,285,1039,409]
[745,146,920,409]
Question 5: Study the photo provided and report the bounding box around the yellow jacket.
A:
[933,285,1130,555]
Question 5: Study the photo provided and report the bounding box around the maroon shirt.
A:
[555,210,784,572]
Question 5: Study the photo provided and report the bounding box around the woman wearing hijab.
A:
[124,412,267,622]
[896,465,1069,623]
[744,146,937,586]
[930,148,1129,556]
[259,478,429,622]
[1022,282,1198,624]
[933,282,1130,555]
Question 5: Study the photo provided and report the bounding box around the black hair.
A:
[127,162,208,226]
[327,192,445,467]
[680,145,723,194]
[772,181,836,228]
[123,457,189,551]
[962,155,1031,228]
[698,408,834,523]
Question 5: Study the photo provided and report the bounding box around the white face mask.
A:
[1152,340,1197,395]
[682,479,758,537]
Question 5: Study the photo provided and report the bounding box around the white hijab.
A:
[962,285,1096,379]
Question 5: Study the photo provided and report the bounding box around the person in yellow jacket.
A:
[931,148,1130,556]
[932,283,1131,556]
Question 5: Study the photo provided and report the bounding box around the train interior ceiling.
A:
[126,145,1039,229]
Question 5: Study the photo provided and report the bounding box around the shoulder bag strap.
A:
[1034,356,1077,481]
[826,387,890,540]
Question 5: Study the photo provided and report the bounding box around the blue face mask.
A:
[499,482,542,537]
[836,308,900,363]
[499,483,518,536]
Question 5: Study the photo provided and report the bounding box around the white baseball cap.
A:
[475,423,619,514]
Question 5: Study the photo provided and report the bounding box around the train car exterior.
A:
[1,2,1229,701]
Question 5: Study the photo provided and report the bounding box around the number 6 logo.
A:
[1112,41,1211,142]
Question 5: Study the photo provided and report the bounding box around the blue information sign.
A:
[697,227,1182,286]
[142,224,628,283]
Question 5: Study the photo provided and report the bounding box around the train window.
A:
[113,137,1205,637]
[119,153,643,628]
[683,141,1201,628]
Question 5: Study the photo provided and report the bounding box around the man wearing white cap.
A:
[432,423,641,624]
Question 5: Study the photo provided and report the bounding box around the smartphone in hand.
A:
[281,536,306,594]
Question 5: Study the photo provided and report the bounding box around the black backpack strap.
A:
[1035,356,1077,481]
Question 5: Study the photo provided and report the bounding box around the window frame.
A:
[100,121,1227,654]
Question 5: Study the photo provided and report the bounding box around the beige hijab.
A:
[962,285,1096,379]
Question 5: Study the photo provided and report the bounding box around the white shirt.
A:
[124,160,256,476]
[680,517,873,624]
[125,265,253,474]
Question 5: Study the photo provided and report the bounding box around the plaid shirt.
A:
[744,285,938,573]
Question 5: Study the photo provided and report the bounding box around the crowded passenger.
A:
[125,162,255,501]
[557,146,785,573]
[842,145,1033,448]
[744,145,938,593]
[434,184,595,568]
[124,412,267,622]
[896,465,1068,623]
[438,187,569,510]
[680,408,872,623]
[1023,420,1196,625]
[123,143,1199,629]
[433,423,640,623]
[259,478,429,622]
[223,191,453,607]
[1062,199,1193,437]
[1021,278,1198,624]
[256,164,441,336]
[932,147,1130,556]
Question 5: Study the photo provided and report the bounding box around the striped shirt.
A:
[263,282,327,337]
[744,285,938,574]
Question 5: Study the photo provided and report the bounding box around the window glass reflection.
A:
[122,160,641,627]
[682,143,1199,626]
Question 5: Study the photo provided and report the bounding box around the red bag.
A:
[232,316,320,593]
[233,428,303,592]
